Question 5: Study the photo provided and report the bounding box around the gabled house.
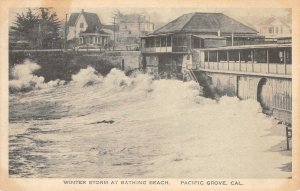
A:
[67,9,112,47]
[257,17,291,38]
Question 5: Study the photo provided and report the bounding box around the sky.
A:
[9,7,291,29]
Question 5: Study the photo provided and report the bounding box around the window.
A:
[125,25,127,29]
[161,37,166,47]
[229,50,239,62]
[128,30,131,34]
[218,51,227,62]
[269,27,274,34]
[254,49,267,63]
[268,48,284,63]
[80,23,84,28]
[209,51,218,62]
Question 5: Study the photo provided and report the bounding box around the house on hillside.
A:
[256,17,291,38]
[67,9,113,47]
[117,13,154,44]
[140,12,261,78]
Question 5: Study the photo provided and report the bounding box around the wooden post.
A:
[239,51,241,71]
[267,49,269,73]
[208,51,210,69]
[217,51,219,70]
[166,36,168,48]
[251,50,254,72]
[284,49,287,74]
[159,37,161,47]
[203,51,205,69]
[64,14,68,51]
[227,51,229,70]
[190,35,192,50]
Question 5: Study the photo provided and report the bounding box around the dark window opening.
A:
[218,51,227,62]
[229,50,239,62]
[269,48,284,64]
[254,49,267,63]
[240,50,252,63]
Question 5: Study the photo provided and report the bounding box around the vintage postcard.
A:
[0,0,300,190]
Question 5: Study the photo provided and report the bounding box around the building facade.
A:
[67,10,112,47]
[140,12,261,78]
[257,17,291,38]
[117,13,154,44]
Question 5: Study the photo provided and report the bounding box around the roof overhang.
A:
[198,43,291,51]
[141,33,174,38]
[192,35,226,39]
[80,33,110,37]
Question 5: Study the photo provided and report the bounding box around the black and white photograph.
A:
[1,0,299,190]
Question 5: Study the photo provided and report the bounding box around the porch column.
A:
[159,37,161,47]
[284,49,286,74]
[217,51,219,70]
[239,51,241,71]
[227,51,229,70]
[267,49,269,73]
[251,50,254,72]
[166,36,167,47]
[208,51,210,69]
[190,35,192,49]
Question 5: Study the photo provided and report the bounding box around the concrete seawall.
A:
[9,50,141,82]
[193,70,292,123]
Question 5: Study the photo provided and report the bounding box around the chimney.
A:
[81,9,84,13]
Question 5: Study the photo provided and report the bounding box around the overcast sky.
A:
[9,7,291,28]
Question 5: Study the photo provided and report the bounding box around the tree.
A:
[10,8,62,49]
[10,8,39,45]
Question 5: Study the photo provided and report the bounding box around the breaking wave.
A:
[9,59,65,93]
[71,66,103,87]
[9,60,290,178]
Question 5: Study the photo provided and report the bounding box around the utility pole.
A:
[231,21,234,46]
[138,15,141,38]
[112,15,117,51]
[65,13,68,51]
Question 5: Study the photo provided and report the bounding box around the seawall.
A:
[9,50,141,82]
[193,70,292,123]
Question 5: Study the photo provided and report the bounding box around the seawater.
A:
[9,60,291,178]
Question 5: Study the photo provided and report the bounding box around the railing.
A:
[199,61,292,76]
[142,46,172,53]
[172,46,188,53]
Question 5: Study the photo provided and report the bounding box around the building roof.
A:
[68,13,80,26]
[68,11,101,32]
[151,12,258,35]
